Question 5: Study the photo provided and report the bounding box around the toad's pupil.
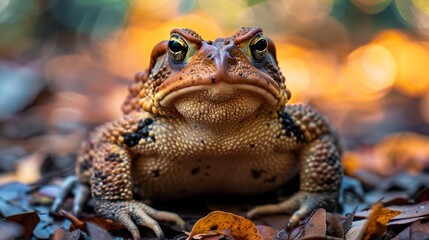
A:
[254,39,267,51]
[169,40,184,53]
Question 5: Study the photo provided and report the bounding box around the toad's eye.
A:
[249,34,268,61]
[168,35,188,62]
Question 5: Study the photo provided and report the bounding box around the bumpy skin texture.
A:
[57,27,343,239]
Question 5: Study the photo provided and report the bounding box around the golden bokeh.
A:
[346,43,396,98]
[1,0,429,131]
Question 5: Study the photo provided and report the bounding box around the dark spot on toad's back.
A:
[191,167,200,175]
[251,169,266,180]
[152,170,160,177]
[123,133,141,147]
[79,157,92,173]
[278,111,306,143]
[106,153,120,162]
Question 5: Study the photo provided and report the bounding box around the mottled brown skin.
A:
[53,27,342,239]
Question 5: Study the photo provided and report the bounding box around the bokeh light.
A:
[351,0,392,14]
[346,43,396,98]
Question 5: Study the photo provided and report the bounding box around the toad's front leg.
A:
[247,105,343,227]
[53,114,184,240]
[91,142,184,240]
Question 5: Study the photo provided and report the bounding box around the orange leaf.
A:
[360,203,401,240]
[187,211,262,240]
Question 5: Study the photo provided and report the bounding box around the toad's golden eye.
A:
[168,35,188,62]
[249,34,268,61]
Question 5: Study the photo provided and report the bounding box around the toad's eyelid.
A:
[251,34,264,44]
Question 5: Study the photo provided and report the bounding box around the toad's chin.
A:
[168,83,273,126]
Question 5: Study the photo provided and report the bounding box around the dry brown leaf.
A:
[52,227,82,240]
[86,222,114,240]
[60,210,124,232]
[391,225,410,240]
[5,211,40,238]
[303,209,326,237]
[190,229,234,240]
[359,203,401,240]
[256,225,278,240]
[415,187,429,203]
[355,200,429,223]
[326,213,344,238]
[409,220,429,238]
[187,211,262,240]
[388,214,429,239]
[342,206,357,234]
[387,216,428,225]
[0,220,23,239]
[345,219,366,240]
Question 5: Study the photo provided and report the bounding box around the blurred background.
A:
[0,0,429,183]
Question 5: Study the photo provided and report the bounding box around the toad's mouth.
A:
[158,82,278,107]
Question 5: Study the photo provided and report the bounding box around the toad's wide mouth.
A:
[158,82,278,107]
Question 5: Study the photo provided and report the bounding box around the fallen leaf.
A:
[303,208,326,237]
[359,203,401,240]
[391,225,410,240]
[60,210,124,233]
[187,211,262,240]
[409,220,429,239]
[341,206,357,234]
[0,220,23,239]
[415,187,429,203]
[5,211,40,238]
[86,222,114,240]
[253,214,291,231]
[256,225,278,240]
[190,229,234,240]
[326,213,344,238]
[355,200,429,222]
[387,216,428,226]
[289,225,305,239]
[0,182,30,216]
[345,219,366,240]
[381,197,411,206]
[52,227,82,240]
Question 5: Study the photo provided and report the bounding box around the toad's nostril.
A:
[225,52,237,65]
[206,54,213,59]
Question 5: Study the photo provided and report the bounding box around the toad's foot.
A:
[246,191,337,229]
[95,200,185,240]
[51,175,90,215]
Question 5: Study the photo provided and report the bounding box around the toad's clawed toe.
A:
[247,191,338,228]
[95,200,184,240]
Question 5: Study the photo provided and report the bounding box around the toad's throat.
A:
[158,82,277,107]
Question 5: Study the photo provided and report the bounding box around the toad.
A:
[52,27,342,240]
